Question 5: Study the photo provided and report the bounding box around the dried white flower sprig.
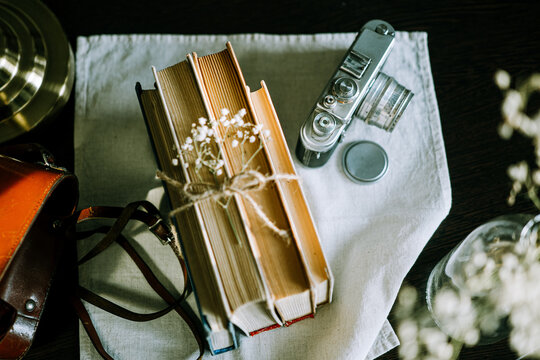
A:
[160,108,295,242]
[398,238,540,359]
[396,287,461,360]
[177,108,271,176]
[495,70,540,207]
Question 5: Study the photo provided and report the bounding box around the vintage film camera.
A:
[296,20,414,168]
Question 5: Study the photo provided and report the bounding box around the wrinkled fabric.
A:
[75,32,450,360]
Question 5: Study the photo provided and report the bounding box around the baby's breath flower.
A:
[508,161,528,183]
[398,319,418,342]
[529,73,540,89]
[498,123,513,139]
[399,342,419,360]
[195,126,208,142]
[519,116,538,137]
[494,69,511,90]
[398,286,418,310]
[501,90,522,119]
[396,285,458,360]
[177,107,267,186]
[462,328,480,346]
[471,251,487,268]
[263,129,271,137]
[172,158,179,166]
[502,252,519,270]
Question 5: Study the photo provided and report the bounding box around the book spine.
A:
[136,83,237,355]
[151,66,234,322]
[245,84,318,313]
[250,82,334,306]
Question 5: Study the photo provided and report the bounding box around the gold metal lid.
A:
[0,0,74,143]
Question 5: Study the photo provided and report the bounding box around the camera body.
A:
[296,20,413,168]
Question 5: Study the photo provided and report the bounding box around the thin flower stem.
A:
[241,141,246,166]
[224,206,242,246]
[242,143,264,172]
[450,339,463,360]
[527,184,540,210]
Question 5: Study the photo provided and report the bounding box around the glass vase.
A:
[425,214,534,345]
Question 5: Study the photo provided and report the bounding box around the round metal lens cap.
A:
[342,141,388,183]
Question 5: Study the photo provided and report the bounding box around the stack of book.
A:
[136,42,333,354]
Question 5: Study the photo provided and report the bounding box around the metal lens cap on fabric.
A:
[343,141,388,183]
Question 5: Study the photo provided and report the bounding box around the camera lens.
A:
[312,112,336,137]
[333,77,359,103]
[356,72,413,132]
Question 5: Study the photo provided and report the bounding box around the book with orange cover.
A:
[136,42,333,354]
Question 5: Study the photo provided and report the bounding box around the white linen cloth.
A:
[74,32,451,360]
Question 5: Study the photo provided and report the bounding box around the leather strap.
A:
[75,201,174,265]
[72,201,204,360]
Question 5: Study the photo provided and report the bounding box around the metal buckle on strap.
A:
[37,146,68,172]
[148,218,174,245]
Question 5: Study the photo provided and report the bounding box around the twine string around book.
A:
[157,169,297,242]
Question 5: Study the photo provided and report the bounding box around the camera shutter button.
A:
[333,77,359,102]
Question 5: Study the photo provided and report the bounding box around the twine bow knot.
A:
[157,170,298,240]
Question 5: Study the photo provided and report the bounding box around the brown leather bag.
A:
[0,145,78,359]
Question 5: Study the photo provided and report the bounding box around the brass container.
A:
[0,0,74,143]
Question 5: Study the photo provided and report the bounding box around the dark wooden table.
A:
[8,0,540,358]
